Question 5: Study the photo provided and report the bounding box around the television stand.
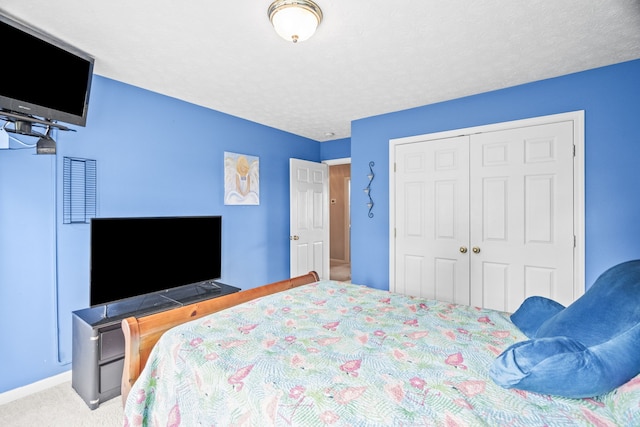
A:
[71,282,240,409]
[197,280,222,291]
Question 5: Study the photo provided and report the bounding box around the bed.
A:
[122,272,640,426]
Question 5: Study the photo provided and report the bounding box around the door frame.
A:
[343,176,351,263]
[324,157,351,264]
[389,111,585,301]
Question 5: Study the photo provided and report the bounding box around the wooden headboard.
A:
[120,271,319,404]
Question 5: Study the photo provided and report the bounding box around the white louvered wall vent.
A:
[63,157,97,224]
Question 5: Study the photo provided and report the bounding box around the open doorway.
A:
[327,160,351,282]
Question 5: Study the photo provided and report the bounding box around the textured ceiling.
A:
[1,0,640,141]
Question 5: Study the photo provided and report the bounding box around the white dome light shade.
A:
[268,0,323,43]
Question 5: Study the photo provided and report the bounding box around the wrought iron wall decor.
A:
[364,161,375,218]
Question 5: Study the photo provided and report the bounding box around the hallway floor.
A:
[330,259,351,282]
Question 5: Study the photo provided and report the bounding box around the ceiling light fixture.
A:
[268,0,323,43]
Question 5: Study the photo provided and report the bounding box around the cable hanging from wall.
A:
[364,161,375,218]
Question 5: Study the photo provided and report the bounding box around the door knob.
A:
[459,246,468,253]
[290,235,299,240]
[472,246,480,254]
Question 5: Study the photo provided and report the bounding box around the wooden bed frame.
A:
[120,271,319,404]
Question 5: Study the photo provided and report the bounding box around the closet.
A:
[390,113,582,312]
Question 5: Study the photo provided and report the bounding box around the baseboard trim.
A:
[0,370,71,405]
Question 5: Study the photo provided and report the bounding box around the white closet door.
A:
[392,119,576,312]
[469,121,575,312]
[394,136,470,304]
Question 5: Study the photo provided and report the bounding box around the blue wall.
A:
[321,137,351,160]
[3,59,640,394]
[0,75,330,392]
[350,59,640,293]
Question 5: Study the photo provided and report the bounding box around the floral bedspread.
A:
[123,280,640,426]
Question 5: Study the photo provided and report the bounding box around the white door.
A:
[394,135,470,304]
[469,121,575,311]
[392,115,580,312]
[290,158,330,280]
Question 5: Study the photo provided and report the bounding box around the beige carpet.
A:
[0,381,123,427]
[330,259,351,282]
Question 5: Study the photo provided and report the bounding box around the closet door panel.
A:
[469,121,574,311]
[479,261,509,312]
[392,116,576,312]
[394,144,428,298]
[394,136,470,304]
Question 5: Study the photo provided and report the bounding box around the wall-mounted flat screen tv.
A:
[90,216,222,307]
[0,12,94,127]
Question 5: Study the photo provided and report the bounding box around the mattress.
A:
[123,280,640,426]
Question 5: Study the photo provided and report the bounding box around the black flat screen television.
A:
[0,12,94,127]
[90,216,222,307]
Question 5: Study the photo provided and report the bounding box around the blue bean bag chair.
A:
[490,259,640,398]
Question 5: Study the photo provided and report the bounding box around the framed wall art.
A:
[224,152,260,205]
